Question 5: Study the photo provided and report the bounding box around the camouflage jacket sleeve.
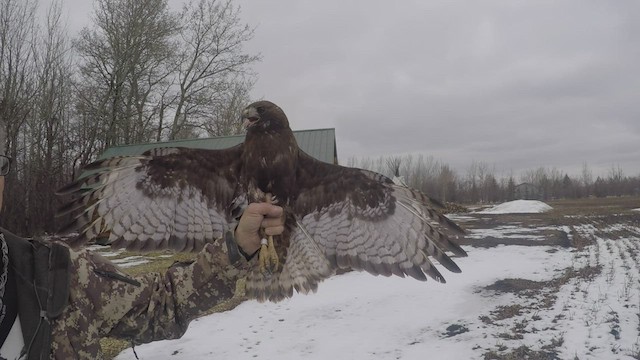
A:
[50,237,249,359]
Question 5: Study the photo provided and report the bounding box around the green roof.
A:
[99,128,338,164]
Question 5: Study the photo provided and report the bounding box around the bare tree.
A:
[580,161,593,196]
[341,154,639,204]
[386,156,402,177]
[0,0,77,233]
[1,0,261,235]
[0,0,39,231]
[438,164,457,202]
[608,164,625,197]
[202,76,252,136]
[0,0,38,156]
[467,160,494,203]
[23,1,75,231]
[74,0,177,148]
[167,0,259,139]
[505,174,516,201]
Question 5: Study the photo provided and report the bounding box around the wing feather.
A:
[56,146,246,251]
[246,152,466,302]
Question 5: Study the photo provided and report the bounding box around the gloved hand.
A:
[234,203,284,256]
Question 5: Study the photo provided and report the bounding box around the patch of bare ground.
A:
[490,305,524,321]
[547,196,640,216]
[457,232,572,248]
[567,226,595,249]
[442,202,470,214]
[478,257,602,356]
[457,197,639,358]
[442,323,469,337]
[483,345,560,360]
[483,334,566,360]
[487,264,602,292]
[485,279,546,295]
[480,257,601,321]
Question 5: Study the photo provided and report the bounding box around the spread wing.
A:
[245,151,467,302]
[56,146,246,252]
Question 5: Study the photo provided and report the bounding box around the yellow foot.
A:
[258,235,280,275]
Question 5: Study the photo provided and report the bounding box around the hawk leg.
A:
[258,234,280,275]
[258,193,280,275]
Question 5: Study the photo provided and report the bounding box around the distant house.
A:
[97,128,338,164]
[514,182,541,200]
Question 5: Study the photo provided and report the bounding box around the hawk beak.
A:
[242,117,256,129]
[241,107,259,129]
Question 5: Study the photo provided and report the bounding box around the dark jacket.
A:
[3,228,70,360]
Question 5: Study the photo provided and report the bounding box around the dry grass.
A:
[483,344,560,360]
[547,196,640,215]
[491,305,524,321]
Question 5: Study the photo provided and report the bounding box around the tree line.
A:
[1,0,257,235]
[348,155,640,205]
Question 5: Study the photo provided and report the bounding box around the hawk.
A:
[57,101,466,302]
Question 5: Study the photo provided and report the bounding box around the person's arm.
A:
[50,203,284,356]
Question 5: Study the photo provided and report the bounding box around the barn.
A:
[97,128,338,165]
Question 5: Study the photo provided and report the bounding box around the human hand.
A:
[235,203,284,256]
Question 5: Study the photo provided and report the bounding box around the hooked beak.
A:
[241,107,260,130]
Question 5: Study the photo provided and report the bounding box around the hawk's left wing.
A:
[245,151,467,302]
[57,146,246,252]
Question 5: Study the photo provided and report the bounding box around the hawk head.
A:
[241,100,290,132]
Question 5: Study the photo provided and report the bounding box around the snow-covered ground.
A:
[478,200,553,214]
[113,201,640,360]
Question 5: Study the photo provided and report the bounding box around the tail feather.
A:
[245,220,333,302]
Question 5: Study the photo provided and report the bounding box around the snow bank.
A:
[632,208,640,212]
[478,199,552,214]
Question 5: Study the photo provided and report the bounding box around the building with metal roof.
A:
[99,128,338,164]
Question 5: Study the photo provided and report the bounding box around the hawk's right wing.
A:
[57,146,247,252]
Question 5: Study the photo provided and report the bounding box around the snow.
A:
[632,208,640,212]
[116,245,567,360]
[477,200,553,214]
[113,211,640,360]
[464,224,549,241]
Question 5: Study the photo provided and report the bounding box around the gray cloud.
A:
[62,0,640,177]
[233,0,640,176]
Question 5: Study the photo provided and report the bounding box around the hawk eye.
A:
[256,106,265,114]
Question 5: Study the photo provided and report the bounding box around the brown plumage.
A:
[57,100,467,302]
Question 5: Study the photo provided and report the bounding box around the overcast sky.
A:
[58,0,640,177]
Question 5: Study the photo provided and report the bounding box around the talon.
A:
[267,235,279,270]
[258,238,270,274]
[258,192,281,276]
[258,235,280,276]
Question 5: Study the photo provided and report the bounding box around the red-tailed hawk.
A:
[57,101,466,302]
